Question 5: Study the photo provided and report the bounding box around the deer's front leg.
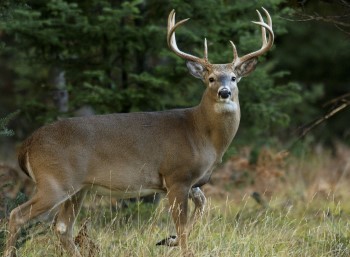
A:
[156,183,190,250]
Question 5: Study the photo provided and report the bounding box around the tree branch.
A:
[297,93,350,139]
[285,0,350,35]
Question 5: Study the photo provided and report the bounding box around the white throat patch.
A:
[214,100,238,113]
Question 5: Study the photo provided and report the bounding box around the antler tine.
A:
[167,10,210,66]
[204,38,208,60]
[256,10,267,45]
[232,8,274,67]
[230,40,238,64]
[262,7,272,27]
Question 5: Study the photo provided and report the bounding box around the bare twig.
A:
[284,0,350,35]
[334,23,350,36]
[303,13,350,27]
[323,92,350,107]
[298,102,350,139]
[297,96,350,139]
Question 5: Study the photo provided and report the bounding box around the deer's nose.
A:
[218,88,231,99]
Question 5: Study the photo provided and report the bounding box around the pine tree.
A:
[0,111,19,136]
[0,0,302,145]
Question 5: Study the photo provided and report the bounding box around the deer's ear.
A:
[235,58,258,79]
[186,61,206,80]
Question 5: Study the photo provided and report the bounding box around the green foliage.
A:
[0,0,306,145]
[276,2,350,144]
[0,111,19,137]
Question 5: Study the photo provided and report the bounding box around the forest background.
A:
[1,0,349,151]
[0,0,350,256]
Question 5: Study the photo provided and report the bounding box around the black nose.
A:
[218,88,231,99]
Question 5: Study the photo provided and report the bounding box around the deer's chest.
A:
[185,142,218,187]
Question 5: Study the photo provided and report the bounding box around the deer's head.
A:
[167,8,274,108]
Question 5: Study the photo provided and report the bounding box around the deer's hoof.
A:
[156,235,178,246]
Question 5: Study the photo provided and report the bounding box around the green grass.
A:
[2,193,350,257]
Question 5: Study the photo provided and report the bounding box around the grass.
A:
[1,144,350,256]
[1,194,350,257]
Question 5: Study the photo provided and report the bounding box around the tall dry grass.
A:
[1,143,350,256]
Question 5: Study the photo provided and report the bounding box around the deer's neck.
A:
[192,90,241,162]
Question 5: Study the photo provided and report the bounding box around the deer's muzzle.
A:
[218,88,231,99]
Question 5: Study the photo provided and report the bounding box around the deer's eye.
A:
[209,77,215,83]
[231,77,236,82]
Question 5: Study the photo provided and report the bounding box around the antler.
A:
[231,7,274,68]
[167,10,210,67]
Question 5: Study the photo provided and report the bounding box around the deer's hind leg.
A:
[188,187,206,228]
[55,189,87,257]
[4,183,72,257]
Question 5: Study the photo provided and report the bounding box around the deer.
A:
[4,8,274,257]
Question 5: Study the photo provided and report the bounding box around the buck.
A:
[4,8,274,257]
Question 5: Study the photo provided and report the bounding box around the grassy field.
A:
[1,144,350,256]
[1,195,350,256]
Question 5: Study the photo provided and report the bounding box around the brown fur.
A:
[17,138,32,179]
